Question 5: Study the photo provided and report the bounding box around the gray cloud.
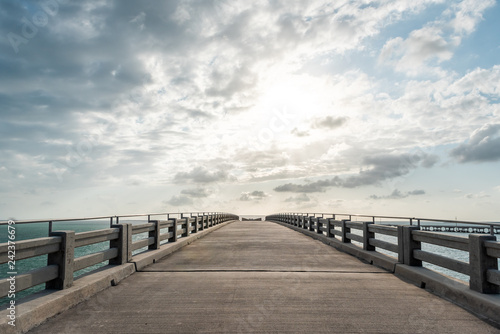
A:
[312,116,347,129]
[285,193,311,203]
[291,128,309,137]
[166,195,193,206]
[275,178,342,193]
[274,152,437,192]
[370,189,426,200]
[450,124,500,163]
[181,188,211,198]
[174,166,229,184]
[239,190,269,201]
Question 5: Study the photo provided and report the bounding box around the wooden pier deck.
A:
[28,221,500,333]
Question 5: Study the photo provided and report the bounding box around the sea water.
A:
[0,219,150,306]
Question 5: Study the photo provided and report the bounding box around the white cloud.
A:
[1,1,499,220]
[448,0,495,35]
[380,26,454,75]
[379,0,494,76]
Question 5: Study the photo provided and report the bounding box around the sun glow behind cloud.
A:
[1,0,500,220]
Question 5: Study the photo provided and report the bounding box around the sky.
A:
[1,0,500,221]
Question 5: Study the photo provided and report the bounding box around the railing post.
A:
[326,219,332,238]
[398,226,421,266]
[46,231,75,290]
[469,234,499,293]
[110,223,132,264]
[316,217,322,235]
[200,215,205,231]
[397,226,404,263]
[309,216,314,232]
[341,220,350,243]
[193,216,199,233]
[182,217,189,237]
[169,218,178,242]
[362,222,375,251]
[148,220,161,250]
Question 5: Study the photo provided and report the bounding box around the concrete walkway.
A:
[29,221,500,333]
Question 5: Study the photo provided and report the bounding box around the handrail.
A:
[0,211,226,225]
[270,212,500,228]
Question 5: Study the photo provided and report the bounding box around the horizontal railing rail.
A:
[0,211,225,226]
[271,212,500,234]
[266,212,500,295]
[0,212,239,300]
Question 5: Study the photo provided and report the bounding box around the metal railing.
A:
[266,212,500,294]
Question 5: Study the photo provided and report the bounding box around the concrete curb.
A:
[273,220,500,327]
[0,220,237,334]
[394,264,500,327]
[0,263,135,334]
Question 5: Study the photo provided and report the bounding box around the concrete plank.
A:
[144,221,384,273]
[29,271,499,333]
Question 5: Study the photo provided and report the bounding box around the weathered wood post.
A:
[362,222,375,251]
[46,231,75,289]
[110,223,132,264]
[398,226,421,266]
[469,234,499,293]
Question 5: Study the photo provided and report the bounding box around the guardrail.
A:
[266,213,500,294]
[0,212,239,299]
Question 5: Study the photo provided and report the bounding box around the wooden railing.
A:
[0,212,238,298]
[266,213,500,294]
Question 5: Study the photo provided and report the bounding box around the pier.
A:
[1,213,500,333]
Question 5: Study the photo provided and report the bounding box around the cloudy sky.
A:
[1,0,500,221]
